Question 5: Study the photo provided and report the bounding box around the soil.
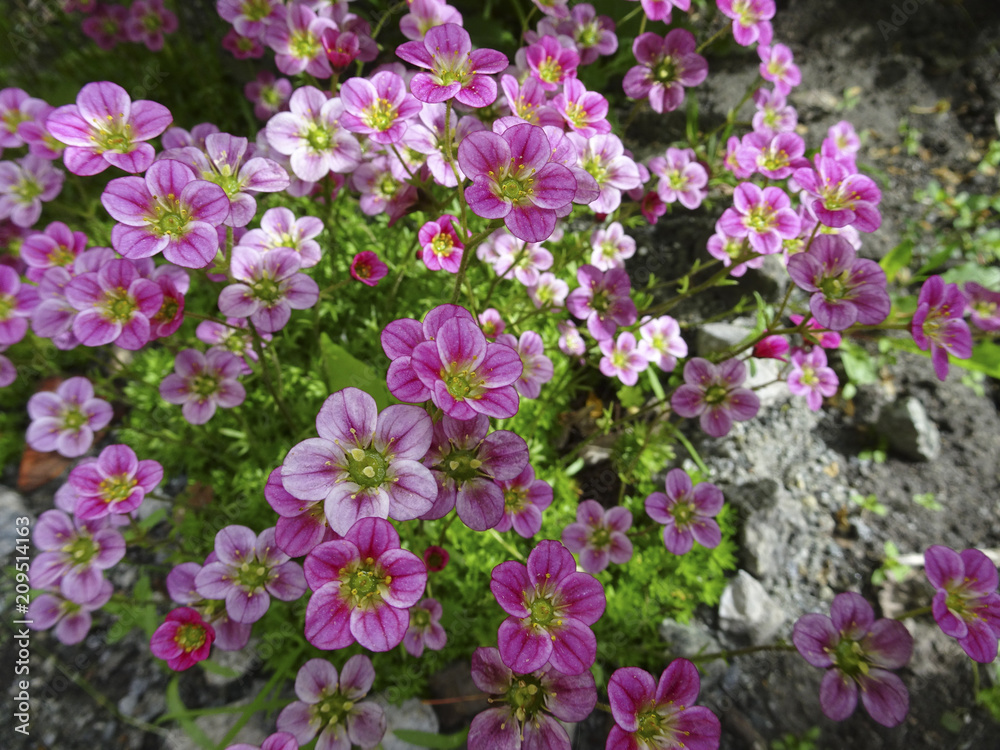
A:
[3,1,1000,750]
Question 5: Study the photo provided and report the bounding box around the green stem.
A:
[893,605,933,621]
[450,220,504,304]
[688,643,797,663]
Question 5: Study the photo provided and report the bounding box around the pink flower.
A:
[638,315,687,371]
[752,88,797,136]
[244,72,292,120]
[303,518,427,652]
[963,281,1000,331]
[527,272,569,309]
[81,5,128,49]
[396,23,508,108]
[20,221,87,283]
[218,247,319,331]
[648,147,708,210]
[159,348,246,425]
[217,0,283,39]
[561,500,632,574]
[570,132,640,215]
[599,331,648,386]
[419,214,465,273]
[222,28,265,58]
[68,443,163,520]
[239,206,324,268]
[624,30,707,114]
[150,608,216,671]
[717,0,775,47]
[645,469,724,555]
[735,131,808,180]
[758,43,801,95]
[924,545,1000,663]
[265,3,336,77]
[525,35,580,92]
[0,265,37,345]
[566,264,637,341]
[339,71,422,145]
[787,347,838,410]
[552,78,610,137]
[556,4,618,65]
[349,250,389,287]
[124,0,178,51]
[403,597,447,657]
[589,222,635,270]
[46,81,171,175]
[0,154,64,227]
[30,509,124,602]
[753,334,789,360]
[911,275,972,381]
[789,314,842,349]
[718,182,800,255]
[793,154,882,232]
[27,580,112,645]
[400,0,463,41]
[497,330,553,399]
[26,376,112,457]
[671,357,760,438]
[494,463,553,538]
[478,307,505,338]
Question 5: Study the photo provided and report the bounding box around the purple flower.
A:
[21,220,87,283]
[787,347,838,411]
[561,499,633,574]
[266,3,336,77]
[421,413,529,531]
[924,545,1000,663]
[496,330,553,399]
[569,132,640,214]
[225,733,297,750]
[525,35,580,92]
[217,0,283,40]
[350,154,418,224]
[0,154,64,227]
[195,525,306,624]
[400,0,463,41]
[717,0,775,47]
[277,657,385,750]
[195,317,265,375]
[30,509,125,603]
[0,264,37,345]
[494,463,553,538]
[160,348,246,424]
[349,250,389,287]
[265,466,336,559]
[911,275,972,381]
[607,659,721,750]
[469,646,596,750]
[752,88,797,137]
[590,221,636,270]
[27,579,112,645]
[759,43,801,95]
[557,4,618,65]
[244,71,292,121]
[340,71,422,145]
[45,81,171,175]
[26,376,112,457]
[403,597,447,657]
[963,281,1000,331]
[419,214,465,273]
[638,315,687,372]
[645,469,723,555]
[793,592,913,727]
[793,155,882,233]
[718,182,800,255]
[101,159,229,268]
[0,88,45,149]
[265,86,362,182]
[600,331,648,386]
[490,539,605,674]
[281,387,437,535]
[219,247,319,332]
[150,607,215,671]
[396,23,508,108]
[624,30,707,114]
[408,315,523,419]
[459,123,577,243]
[81,5,128,50]
[68,443,163,520]
[671,358,760,438]
[735,131,808,180]
[528,272,569,309]
[125,0,178,51]
[566,264,638,341]
[649,147,708,210]
[302,517,427,652]
[239,206,324,268]
[786,234,890,331]
[552,78,610,137]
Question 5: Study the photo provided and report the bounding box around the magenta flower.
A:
[963,281,1000,331]
[400,0,463,41]
[340,71,422,145]
[266,3,336,77]
[459,123,577,243]
[645,469,723,555]
[528,272,569,309]
[396,23,508,108]
[225,733,298,750]
[68,443,163,521]
[557,4,618,64]
[419,214,465,273]
[793,155,882,232]
[101,159,229,268]
[244,71,292,121]
[600,331,648,386]
[217,0,283,39]
[0,154,64,227]
[822,121,862,163]
[924,545,1000,663]
[478,307,505,339]
[671,358,760,438]
[561,500,633,574]
[624,30,708,114]
[717,0,775,47]
[566,264,638,341]
[490,539,606,674]
[490,231,554,287]
[911,275,972,381]
[265,466,336,559]
[497,330,554,400]
[350,154,418,224]
[649,147,708,210]
[81,5,128,49]
[30,509,125,602]
[223,29,265,58]
[349,250,389,287]
[752,88,797,136]
[525,35,580,92]
[570,132,641,214]
[759,43,801,95]
[276,656,386,748]
[638,315,687,372]
[195,525,306,624]
[787,347,838,411]
[786,234,891,331]
[494,463,553,538]
[159,349,246,425]
[219,247,319,332]
[303,517,427,652]
[27,580,112,645]
[240,206,324,268]
[423,545,449,572]
[195,317,265,375]
[718,183,800,255]
[0,264,37,345]
[125,0,178,51]
[793,592,913,727]
[421,413,529,531]
[735,131,808,180]
[590,222,636,271]
[26,376,112,457]
[281,387,437,535]
[265,86,362,182]
[469,647,596,750]
[46,81,171,175]
[607,659,721,750]
[403,597,447,657]
[753,334,790,361]
[165,561,252,651]
[150,607,216,671]
[20,221,87,283]
[64,258,163,349]
[552,78,610,137]
[627,0,691,23]
[0,88,44,149]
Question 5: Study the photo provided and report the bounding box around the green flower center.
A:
[362,98,397,132]
[578,23,600,48]
[346,446,388,489]
[442,368,482,400]
[635,707,678,744]
[313,692,356,732]
[746,206,775,233]
[339,557,390,608]
[818,184,857,213]
[799,365,818,386]
[506,676,546,723]
[190,373,220,398]
[62,534,99,565]
[0,293,14,321]
[142,12,164,33]
[49,245,76,267]
[704,384,728,406]
[3,109,30,135]
[304,122,332,152]
[818,272,849,302]
[241,0,273,21]
[654,58,678,84]
[101,286,137,324]
[261,86,282,107]
[761,149,790,173]
[432,233,454,257]
[973,301,997,319]
[98,473,138,504]
[582,155,608,185]
[151,194,189,238]
[152,296,179,325]
[411,608,431,629]
[204,164,242,199]
[529,596,556,627]
[92,120,134,154]
[833,638,870,679]
[251,275,283,305]
[60,406,88,431]
[289,29,321,61]
[503,486,527,512]
[174,622,207,653]
[13,176,43,203]
[537,57,563,84]
[235,559,273,592]
[590,527,611,549]
[671,501,695,528]
[435,54,472,87]
[439,448,483,483]
[564,101,587,128]
[375,172,399,200]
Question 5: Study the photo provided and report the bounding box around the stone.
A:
[374,696,440,750]
[876,396,941,461]
[718,571,786,646]
[0,485,30,559]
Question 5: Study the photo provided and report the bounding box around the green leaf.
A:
[879,239,912,282]
[318,333,393,409]
[392,728,470,748]
[198,659,242,678]
[646,368,666,401]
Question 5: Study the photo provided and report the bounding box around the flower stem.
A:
[893,605,933,621]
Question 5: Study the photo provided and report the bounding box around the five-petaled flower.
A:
[150,607,216,671]
[561,500,633,574]
[911,275,972,381]
[645,469,724,555]
[671,358,760,438]
[924,545,1000,663]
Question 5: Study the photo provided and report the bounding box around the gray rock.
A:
[660,619,726,686]
[876,396,941,461]
[375,696,439,750]
[0,485,31,559]
[718,571,786,646]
